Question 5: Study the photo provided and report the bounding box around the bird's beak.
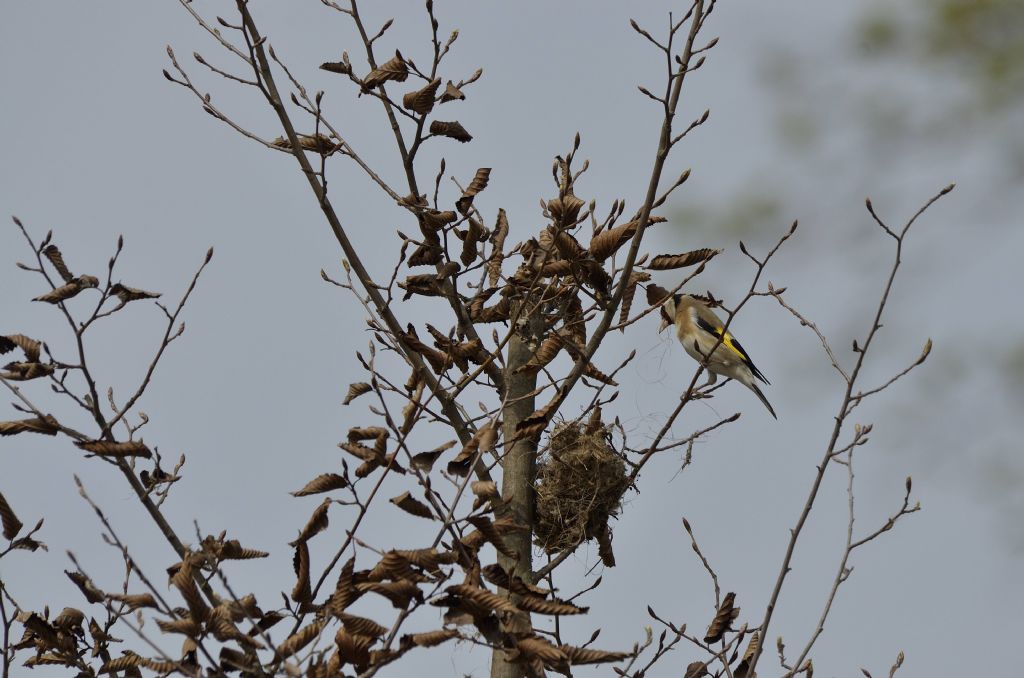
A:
[658,317,670,333]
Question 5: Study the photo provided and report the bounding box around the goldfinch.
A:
[659,294,777,419]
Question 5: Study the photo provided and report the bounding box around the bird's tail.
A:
[747,382,777,420]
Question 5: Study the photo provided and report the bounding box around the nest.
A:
[533,420,629,566]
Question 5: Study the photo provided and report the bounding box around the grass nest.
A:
[534,419,630,566]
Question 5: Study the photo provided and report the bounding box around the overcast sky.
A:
[2,2,1022,676]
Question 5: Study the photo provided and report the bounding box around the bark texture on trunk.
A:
[490,309,539,678]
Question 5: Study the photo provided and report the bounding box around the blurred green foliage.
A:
[858,0,1024,108]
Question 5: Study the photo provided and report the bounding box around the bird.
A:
[658,293,777,419]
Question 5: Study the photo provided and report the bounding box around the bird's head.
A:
[657,293,682,333]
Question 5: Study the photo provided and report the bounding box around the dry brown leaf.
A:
[339,612,388,639]
[588,216,666,261]
[291,498,331,544]
[517,595,588,616]
[436,261,461,281]
[155,617,201,637]
[420,209,457,231]
[439,80,465,102]
[356,580,422,609]
[393,547,457,572]
[0,416,58,438]
[50,609,83,634]
[470,480,498,500]
[456,168,492,215]
[463,515,516,558]
[362,53,408,90]
[647,248,721,270]
[487,209,510,286]
[0,491,23,540]
[560,644,629,665]
[271,133,339,155]
[470,296,510,323]
[219,647,259,673]
[74,439,152,458]
[400,324,450,374]
[517,635,569,671]
[339,441,378,464]
[276,620,324,659]
[217,539,269,560]
[408,241,442,266]
[110,284,161,303]
[366,550,430,583]
[171,559,209,624]
[32,276,99,304]
[538,260,573,277]
[319,59,352,75]
[42,245,74,283]
[704,591,739,643]
[107,593,158,611]
[0,361,55,381]
[446,584,519,615]
[550,228,586,260]
[400,628,459,650]
[0,334,42,362]
[399,273,445,300]
[447,422,498,476]
[459,218,486,265]
[389,491,434,520]
[334,628,374,668]
[596,522,616,567]
[548,194,586,226]
[403,77,440,114]
[429,120,473,143]
[325,557,359,616]
[291,473,348,497]
[480,564,550,598]
[645,283,672,306]
[576,258,612,297]
[291,541,312,606]
[410,440,456,473]
[619,271,652,327]
[584,362,618,387]
[100,652,176,674]
[685,660,710,678]
[734,631,760,678]
[516,400,557,437]
[65,570,104,604]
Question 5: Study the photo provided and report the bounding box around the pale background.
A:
[2,1,1022,676]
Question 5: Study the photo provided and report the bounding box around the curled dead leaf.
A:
[403,77,440,114]
[647,248,721,270]
[0,491,23,540]
[704,591,739,643]
[439,80,465,102]
[32,276,99,304]
[0,334,42,362]
[389,491,434,519]
[42,245,74,283]
[276,620,324,659]
[429,120,473,143]
[362,53,409,89]
[109,284,161,303]
[74,440,152,458]
[291,473,348,497]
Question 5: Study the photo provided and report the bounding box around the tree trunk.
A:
[490,306,539,678]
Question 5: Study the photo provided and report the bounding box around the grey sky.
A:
[2,1,1022,676]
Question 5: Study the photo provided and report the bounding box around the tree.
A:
[0,1,950,676]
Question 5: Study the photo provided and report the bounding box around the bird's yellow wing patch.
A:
[720,332,749,361]
[695,316,749,360]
